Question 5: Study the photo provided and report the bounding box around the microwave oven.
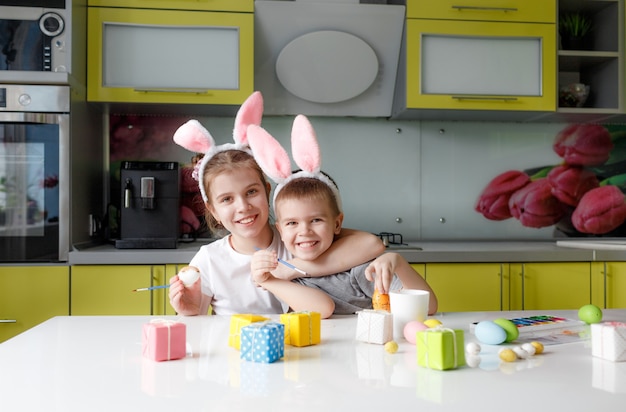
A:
[0,0,71,84]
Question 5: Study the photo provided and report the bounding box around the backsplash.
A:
[108,114,626,241]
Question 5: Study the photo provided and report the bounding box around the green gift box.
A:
[416,328,465,370]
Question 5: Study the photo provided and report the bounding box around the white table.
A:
[1,310,625,411]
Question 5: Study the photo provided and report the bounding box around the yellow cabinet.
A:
[71,265,176,315]
[591,262,626,309]
[423,263,508,312]
[88,0,253,12]
[394,0,556,115]
[87,3,253,105]
[0,266,69,343]
[510,262,591,310]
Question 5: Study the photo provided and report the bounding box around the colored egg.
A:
[578,304,603,324]
[474,320,507,345]
[423,319,442,328]
[404,321,428,344]
[384,341,398,354]
[499,348,517,362]
[530,341,544,354]
[493,318,520,342]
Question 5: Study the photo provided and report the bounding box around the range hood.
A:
[254,0,405,117]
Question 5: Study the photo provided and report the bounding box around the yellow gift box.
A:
[280,311,321,347]
[416,328,465,371]
[228,314,269,350]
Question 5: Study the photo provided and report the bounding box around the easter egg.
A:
[521,342,536,356]
[384,341,398,354]
[493,318,520,342]
[178,266,200,287]
[474,320,507,345]
[465,342,481,355]
[403,321,428,344]
[530,341,544,354]
[423,319,442,328]
[372,289,390,311]
[578,304,603,324]
[499,348,517,362]
[512,346,530,359]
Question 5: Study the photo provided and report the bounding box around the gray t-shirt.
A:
[293,261,403,314]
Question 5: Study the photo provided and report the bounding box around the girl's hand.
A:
[168,274,202,315]
[251,249,279,284]
[364,253,401,294]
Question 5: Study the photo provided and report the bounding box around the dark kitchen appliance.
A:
[115,161,179,249]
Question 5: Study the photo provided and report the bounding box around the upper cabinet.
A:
[86,0,254,107]
[557,0,623,120]
[392,0,557,121]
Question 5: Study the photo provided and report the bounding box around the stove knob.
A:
[18,94,32,107]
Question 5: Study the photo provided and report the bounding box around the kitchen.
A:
[1,1,626,407]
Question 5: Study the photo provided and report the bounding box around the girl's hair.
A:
[275,175,341,219]
[199,149,271,232]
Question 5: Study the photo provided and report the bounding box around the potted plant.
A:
[559,12,592,50]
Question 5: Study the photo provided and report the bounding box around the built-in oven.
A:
[0,0,71,84]
[0,83,69,262]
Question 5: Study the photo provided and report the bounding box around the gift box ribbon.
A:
[150,319,179,361]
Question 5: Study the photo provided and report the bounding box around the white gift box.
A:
[591,322,626,362]
[355,310,393,345]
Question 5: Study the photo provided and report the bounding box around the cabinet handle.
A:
[0,319,17,323]
[451,96,519,101]
[133,88,212,95]
[451,6,518,12]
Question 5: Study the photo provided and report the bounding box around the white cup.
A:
[389,289,429,340]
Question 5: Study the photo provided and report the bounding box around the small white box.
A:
[591,322,626,362]
[355,310,393,345]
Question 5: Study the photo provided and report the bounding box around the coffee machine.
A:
[115,161,179,249]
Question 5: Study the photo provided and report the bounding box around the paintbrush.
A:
[132,284,170,292]
[254,247,308,276]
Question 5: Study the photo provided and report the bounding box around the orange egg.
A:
[372,289,390,311]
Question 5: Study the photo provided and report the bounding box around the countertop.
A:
[1,310,625,411]
[67,239,626,265]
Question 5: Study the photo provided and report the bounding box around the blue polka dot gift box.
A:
[240,322,285,363]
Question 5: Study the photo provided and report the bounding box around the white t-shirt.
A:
[190,227,290,315]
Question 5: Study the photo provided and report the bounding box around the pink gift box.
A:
[142,319,186,362]
[591,322,626,362]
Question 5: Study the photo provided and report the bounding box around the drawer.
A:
[88,0,254,12]
[407,0,556,23]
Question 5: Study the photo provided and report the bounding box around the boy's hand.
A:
[364,253,400,294]
[251,249,279,284]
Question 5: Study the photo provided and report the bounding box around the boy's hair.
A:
[275,174,341,219]
[200,149,271,231]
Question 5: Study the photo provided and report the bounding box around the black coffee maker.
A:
[115,161,179,249]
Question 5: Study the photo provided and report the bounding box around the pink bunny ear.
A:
[247,124,292,183]
[291,115,321,174]
[173,119,216,153]
[233,91,264,146]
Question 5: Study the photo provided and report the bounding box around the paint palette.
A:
[470,315,586,337]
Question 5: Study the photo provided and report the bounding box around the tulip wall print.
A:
[475,124,626,236]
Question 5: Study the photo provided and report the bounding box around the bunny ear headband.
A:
[247,114,342,212]
[172,91,264,202]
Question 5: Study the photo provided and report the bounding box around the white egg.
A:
[513,346,530,359]
[178,266,200,287]
[521,342,536,356]
[465,342,481,355]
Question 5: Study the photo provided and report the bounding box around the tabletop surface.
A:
[1,310,625,411]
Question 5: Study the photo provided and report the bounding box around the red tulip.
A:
[547,165,599,207]
[508,178,566,228]
[571,185,626,234]
[553,124,614,166]
[475,170,530,220]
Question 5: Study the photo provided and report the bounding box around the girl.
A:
[168,92,384,315]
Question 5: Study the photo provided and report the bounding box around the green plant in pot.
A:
[559,12,592,50]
